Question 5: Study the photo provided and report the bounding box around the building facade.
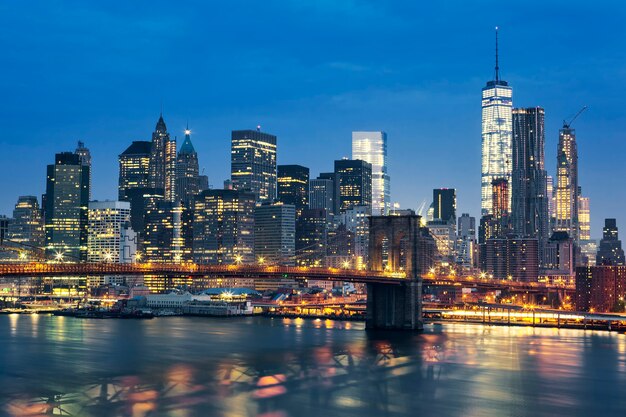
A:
[8,196,44,249]
[277,165,309,216]
[295,208,329,267]
[175,128,200,207]
[87,201,135,263]
[118,141,152,201]
[433,188,456,224]
[334,159,372,213]
[554,125,579,243]
[254,203,296,266]
[231,129,277,202]
[596,219,625,266]
[148,115,177,202]
[352,131,390,215]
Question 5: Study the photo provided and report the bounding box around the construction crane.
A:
[563,106,587,129]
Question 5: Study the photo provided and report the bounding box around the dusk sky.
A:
[1,1,625,238]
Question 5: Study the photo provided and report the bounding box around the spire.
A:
[156,113,167,132]
[494,26,500,82]
[179,126,196,154]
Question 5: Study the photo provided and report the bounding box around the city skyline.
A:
[2,2,626,238]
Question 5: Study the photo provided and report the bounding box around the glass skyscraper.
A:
[175,127,200,207]
[231,128,277,203]
[148,114,177,202]
[352,131,390,215]
[481,29,513,215]
[555,125,579,243]
[118,141,152,201]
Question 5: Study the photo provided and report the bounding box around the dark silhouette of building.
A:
[118,141,152,201]
[433,188,456,224]
[596,219,625,265]
[277,165,309,216]
[296,208,329,267]
[334,159,372,212]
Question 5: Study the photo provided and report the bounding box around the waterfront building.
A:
[554,123,579,243]
[7,196,44,248]
[75,141,92,199]
[596,219,625,266]
[44,152,90,261]
[352,131,390,215]
[511,107,549,265]
[87,201,135,263]
[231,128,277,202]
[432,189,456,224]
[118,141,152,201]
[193,189,255,264]
[342,205,371,269]
[277,165,309,216]
[295,208,329,267]
[334,159,372,213]
[254,202,296,266]
[484,237,538,282]
[175,127,200,207]
[148,114,177,202]
[142,199,190,263]
[576,266,626,312]
[481,28,513,215]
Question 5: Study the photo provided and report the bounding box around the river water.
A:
[1,315,625,417]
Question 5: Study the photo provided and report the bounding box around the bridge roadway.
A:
[0,263,573,292]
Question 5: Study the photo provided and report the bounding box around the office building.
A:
[277,165,309,215]
[484,237,539,282]
[481,28,513,215]
[148,114,177,202]
[118,141,152,201]
[193,189,255,264]
[334,159,372,212]
[87,201,136,263]
[175,127,200,207]
[231,128,277,202]
[543,231,575,277]
[433,188,456,224]
[295,208,328,267]
[596,219,625,266]
[427,220,456,261]
[254,202,296,266]
[342,205,371,269]
[7,196,44,248]
[578,195,590,241]
[457,213,476,268]
[309,177,335,214]
[352,131,390,215]
[75,141,92,199]
[554,123,579,242]
[44,152,90,261]
[142,199,190,263]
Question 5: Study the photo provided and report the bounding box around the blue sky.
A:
[1,1,625,239]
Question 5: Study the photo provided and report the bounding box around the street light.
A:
[235,255,243,265]
[19,252,27,261]
[55,252,64,262]
[258,256,265,265]
[342,261,350,269]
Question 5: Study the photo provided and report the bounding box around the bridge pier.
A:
[366,280,422,330]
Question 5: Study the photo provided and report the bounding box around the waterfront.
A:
[1,316,626,417]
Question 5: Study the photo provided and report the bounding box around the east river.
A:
[1,315,626,417]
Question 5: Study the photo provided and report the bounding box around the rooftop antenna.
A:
[495,26,500,82]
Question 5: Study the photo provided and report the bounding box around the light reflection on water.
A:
[1,315,626,417]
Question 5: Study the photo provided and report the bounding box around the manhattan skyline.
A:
[2,2,626,238]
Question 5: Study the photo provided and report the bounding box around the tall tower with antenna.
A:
[481,27,513,216]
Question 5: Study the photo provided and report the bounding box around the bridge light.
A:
[342,261,350,269]
[135,252,142,262]
[429,267,435,275]
[19,252,27,261]
[480,272,487,279]
[55,252,64,262]
[258,256,265,265]
[103,252,113,262]
[234,255,243,265]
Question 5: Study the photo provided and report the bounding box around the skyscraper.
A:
[334,159,372,212]
[317,172,340,214]
[254,202,296,266]
[148,114,177,202]
[554,123,579,242]
[231,128,277,202]
[175,127,200,207]
[142,200,190,263]
[481,28,513,215]
[352,131,390,215]
[277,165,309,216]
[511,107,549,263]
[309,177,335,214]
[578,195,591,241]
[87,201,135,263]
[296,208,328,267]
[596,219,625,266]
[432,188,456,224]
[193,189,256,264]
[44,152,90,261]
[75,141,92,199]
[7,196,44,248]
[118,141,152,201]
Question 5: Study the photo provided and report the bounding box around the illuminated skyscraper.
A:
[578,195,590,241]
[44,152,90,261]
[148,114,177,202]
[352,131,390,215]
[231,128,277,202]
[432,188,456,224]
[254,202,296,266]
[8,196,44,248]
[309,178,335,214]
[87,201,135,263]
[277,165,309,216]
[554,124,579,242]
[334,159,372,212]
[511,107,549,263]
[142,199,190,263]
[175,127,200,207]
[75,141,92,199]
[118,141,152,201]
[481,28,513,215]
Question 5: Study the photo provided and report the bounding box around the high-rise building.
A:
[0,216,11,246]
[484,237,538,282]
[7,196,44,248]
[87,201,136,263]
[457,213,476,268]
[175,127,200,207]
[277,165,309,216]
[481,28,513,216]
[433,188,456,224]
[544,231,575,277]
[44,152,90,261]
[352,131,390,215]
[576,266,626,313]
[296,208,329,267]
[254,203,296,266]
[118,141,152,201]
[193,189,255,264]
[511,107,549,263]
[427,220,457,261]
[596,219,625,266]
[142,199,190,263]
[578,195,591,241]
[317,172,340,214]
[334,159,372,212]
[309,177,335,214]
[231,128,277,202]
[148,114,177,202]
[554,124,579,242]
[546,175,555,224]
[75,141,92,199]
[342,205,371,269]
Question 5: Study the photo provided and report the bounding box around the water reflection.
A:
[1,316,626,416]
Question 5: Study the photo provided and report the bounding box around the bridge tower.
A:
[367,215,432,330]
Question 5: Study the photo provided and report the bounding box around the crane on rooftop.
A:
[563,106,587,129]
